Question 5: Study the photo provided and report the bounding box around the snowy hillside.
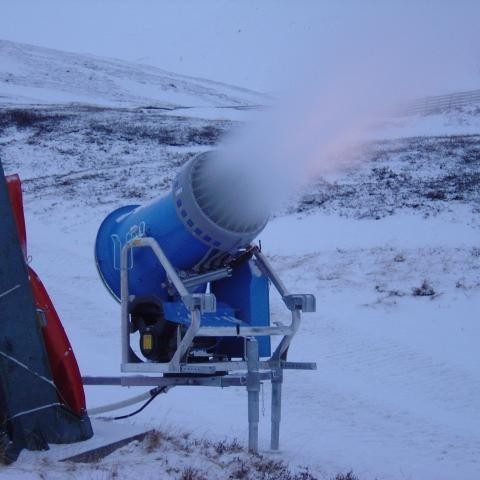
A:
[0,40,479,480]
[0,39,265,108]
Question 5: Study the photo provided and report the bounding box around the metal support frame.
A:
[270,366,283,450]
[246,338,260,453]
[92,236,317,451]
[120,239,315,374]
[84,359,314,451]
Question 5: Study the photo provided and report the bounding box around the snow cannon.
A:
[94,150,314,367]
[95,151,268,303]
[95,151,275,364]
[91,151,316,453]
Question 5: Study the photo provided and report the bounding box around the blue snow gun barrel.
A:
[94,151,269,302]
[94,151,315,364]
[95,151,273,362]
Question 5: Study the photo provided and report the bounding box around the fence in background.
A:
[401,89,480,116]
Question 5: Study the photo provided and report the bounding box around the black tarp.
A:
[0,158,92,463]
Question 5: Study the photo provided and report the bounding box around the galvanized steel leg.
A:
[270,367,283,450]
[246,338,260,453]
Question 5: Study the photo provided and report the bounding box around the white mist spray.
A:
[207,3,480,220]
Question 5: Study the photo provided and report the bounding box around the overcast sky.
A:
[1,0,479,93]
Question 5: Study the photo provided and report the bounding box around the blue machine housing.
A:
[95,153,271,360]
[211,259,270,357]
[161,260,271,357]
[95,192,210,301]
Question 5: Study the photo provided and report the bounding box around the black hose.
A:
[112,386,168,420]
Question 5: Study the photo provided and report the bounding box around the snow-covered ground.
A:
[1,40,479,479]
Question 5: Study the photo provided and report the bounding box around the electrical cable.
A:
[0,346,171,422]
[112,386,168,420]
[87,385,170,418]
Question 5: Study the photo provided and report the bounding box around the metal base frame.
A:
[84,339,315,453]
[86,237,316,452]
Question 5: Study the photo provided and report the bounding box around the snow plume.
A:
[210,2,480,218]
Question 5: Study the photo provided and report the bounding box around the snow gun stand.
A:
[84,237,316,453]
